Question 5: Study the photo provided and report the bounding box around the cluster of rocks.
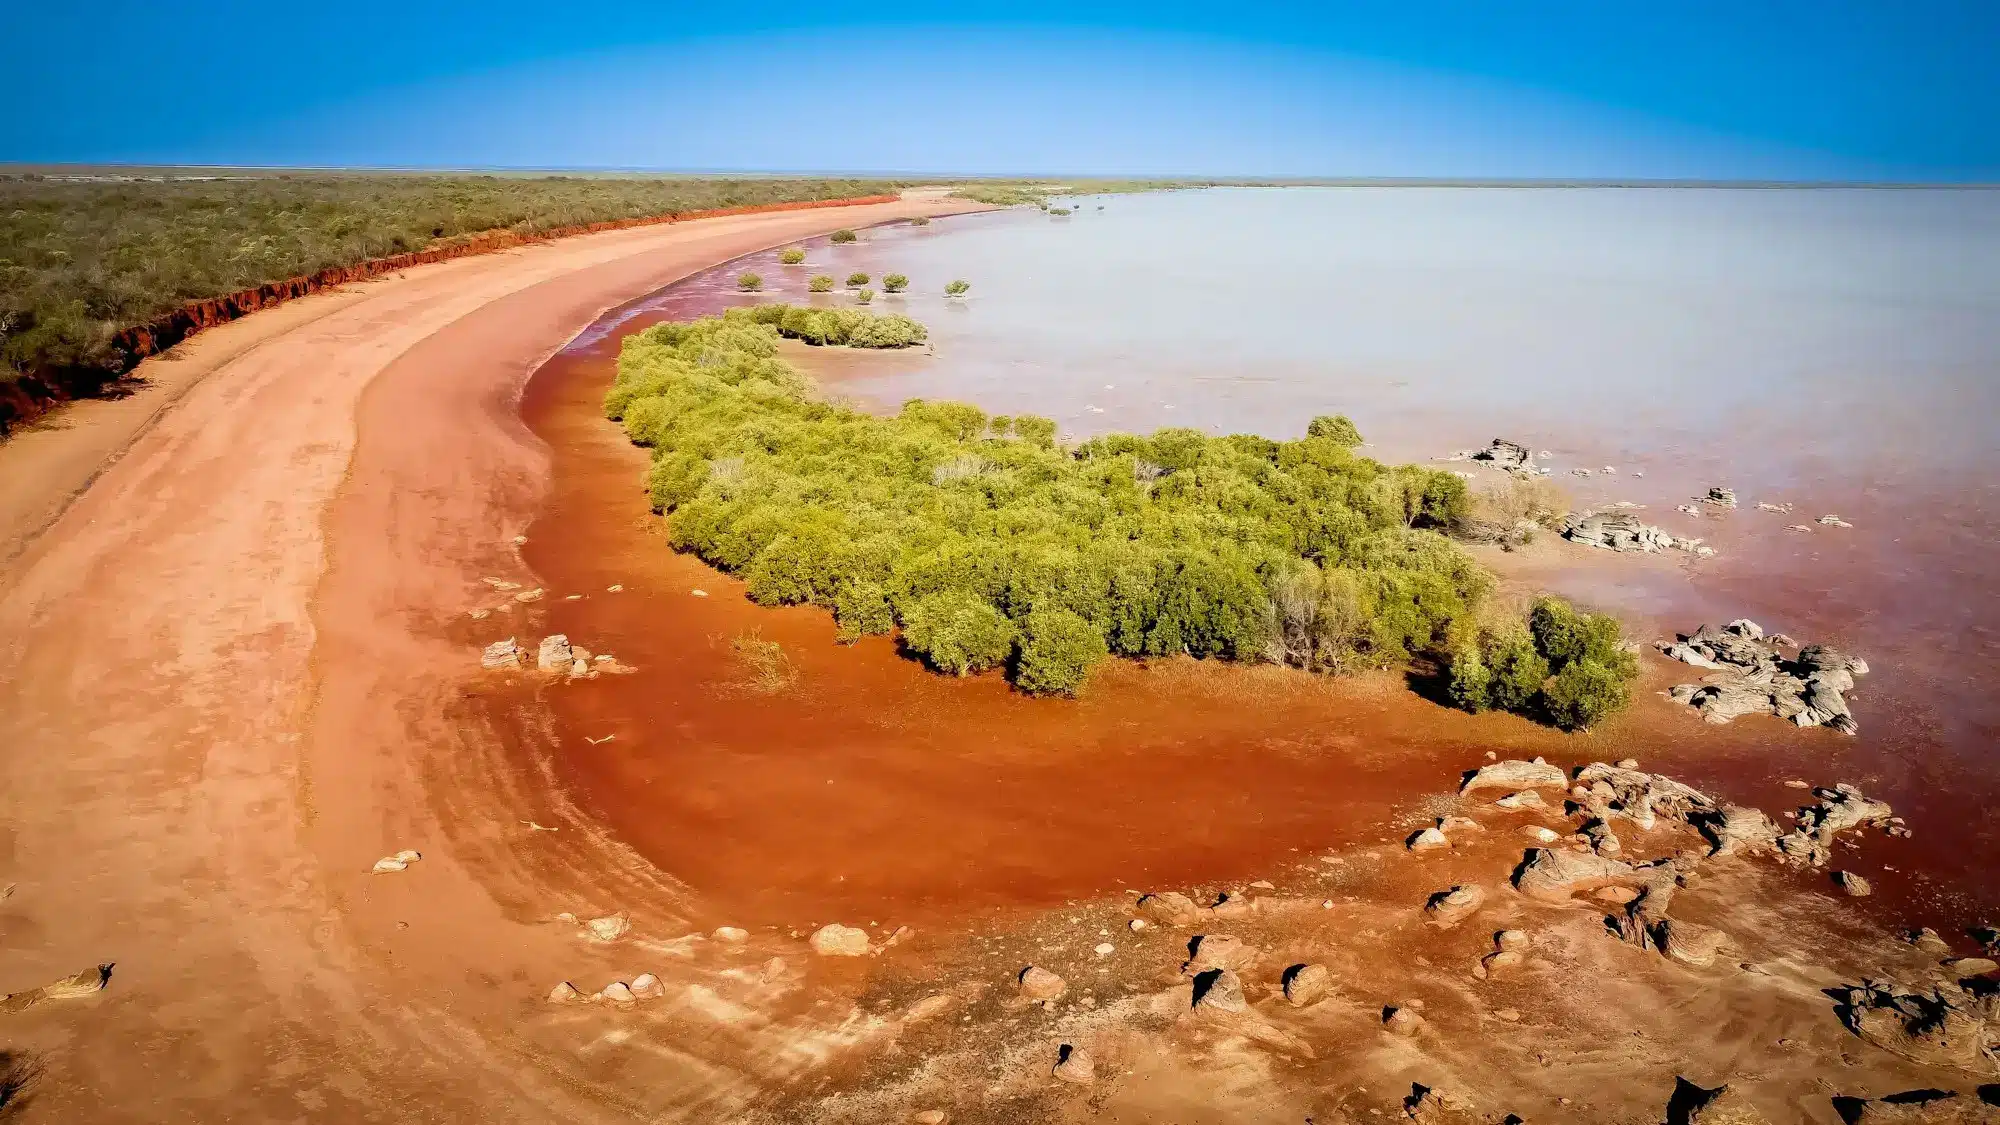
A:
[1659,619,1869,734]
[1836,978,2000,1076]
[1700,486,1738,509]
[1562,510,1713,556]
[548,972,669,1006]
[1444,438,1545,478]
[481,634,633,679]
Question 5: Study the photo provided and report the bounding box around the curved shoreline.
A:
[0,192,987,1122]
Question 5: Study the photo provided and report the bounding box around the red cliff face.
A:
[0,194,901,436]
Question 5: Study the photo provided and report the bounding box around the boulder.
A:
[712,926,749,942]
[1834,870,1874,897]
[1657,919,1728,968]
[1407,826,1450,852]
[1701,805,1781,857]
[1052,1044,1095,1085]
[1564,511,1700,554]
[1513,847,1635,901]
[1190,968,1247,1013]
[583,915,629,942]
[1663,626,1869,734]
[1701,486,1739,508]
[1182,934,1254,976]
[1838,980,1999,1073]
[1666,1079,1772,1125]
[1468,438,1535,471]
[1477,949,1524,978]
[598,981,636,1005]
[1945,958,1998,979]
[1424,885,1486,928]
[1136,891,1198,927]
[629,973,665,1000]
[1282,963,1331,1007]
[537,634,574,673]
[809,923,872,957]
[1460,758,1566,794]
[913,1112,948,1125]
[481,638,523,669]
[547,981,582,1003]
[1383,1006,1424,1037]
[1494,790,1546,810]
[1403,1084,1483,1124]
[1018,966,1067,1001]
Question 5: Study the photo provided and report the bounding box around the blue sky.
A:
[7,1,1996,180]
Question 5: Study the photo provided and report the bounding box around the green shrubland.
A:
[883,273,909,293]
[778,248,806,265]
[829,229,858,244]
[944,279,970,297]
[0,172,910,385]
[599,307,1644,719]
[808,274,834,293]
[845,272,870,288]
[736,272,763,292]
[1445,596,1636,729]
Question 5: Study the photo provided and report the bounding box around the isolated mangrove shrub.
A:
[883,273,909,293]
[856,288,875,305]
[902,591,1017,676]
[1306,414,1364,447]
[808,274,835,293]
[1446,597,1636,728]
[1014,608,1109,696]
[944,279,970,296]
[909,216,931,226]
[829,228,858,243]
[778,247,806,265]
[604,308,1615,711]
[736,272,763,292]
[1049,207,1073,216]
[846,272,870,288]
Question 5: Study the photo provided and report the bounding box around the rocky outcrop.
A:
[1513,847,1635,901]
[481,638,523,669]
[1424,885,1486,927]
[1836,979,2000,1074]
[1665,1079,1772,1125]
[1661,620,1869,734]
[1776,785,1895,867]
[1461,758,1565,794]
[809,923,871,956]
[1698,804,1781,857]
[1837,1089,2000,1123]
[1282,963,1331,1007]
[1445,438,1538,476]
[1700,486,1739,509]
[1136,891,1198,927]
[1563,511,1710,555]
[1017,966,1066,1001]
[1182,934,1254,976]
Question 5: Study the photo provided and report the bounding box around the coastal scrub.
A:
[598,307,1640,718]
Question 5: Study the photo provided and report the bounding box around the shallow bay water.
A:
[524,187,2000,934]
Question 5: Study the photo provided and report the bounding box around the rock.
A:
[1944,958,1998,978]
[1666,1078,1772,1124]
[1701,486,1738,508]
[1136,891,1198,927]
[1282,963,1331,1007]
[1779,785,1896,865]
[1494,790,1545,810]
[1818,514,1853,528]
[1657,919,1728,967]
[598,981,636,1005]
[809,924,871,956]
[1837,980,1998,1073]
[1052,1044,1095,1085]
[1664,624,1869,734]
[1383,1006,1424,1036]
[569,658,591,676]
[1190,968,1247,1012]
[537,634,574,672]
[629,973,665,1000]
[1424,885,1486,927]
[713,926,748,942]
[1701,804,1781,857]
[1522,826,1560,844]
[1478,949,1524,978]
[1093,942,1115,956]
[1403,1084,1483,1123]
[1461,758,1566,794]
[1018,965,1067,1000]
[1127,918,1147,932]
[1438,815,1483,834]
[547,981,582,1003]
[1564,511,1703,554]
[584,915,629,943]
[1466,438,1535,472]
[1513,847,1635,901]
[1182,934,1254,975]
[370,847,424,874]
[913,1112,948,1125]
[481,638,523,669]
[515,587,545,603]
[1905,927,1952,953]
[1583,821,1623,857]
[1840,1089,2000,1123]
[1834,870,1874,897]
[1594,885,1640,905]
[1248,879,1276,890]
[1207,891,1256,918]
[1407,826,1450,851]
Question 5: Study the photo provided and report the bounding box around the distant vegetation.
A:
[829,229,858,244]
[856,288,875,305]
[909,216,931,227]
[0,173,913,390]
[1049,207,1073,217]
[944,279,970,297]
[883,273,908,293]
[778,248,806,265]
[736,272,763,292]
[845,272,870,288]
[808,275,834,293]
[601,308,1640,717]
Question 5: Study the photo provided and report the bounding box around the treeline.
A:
[0,174,913,388]
[605,308,1638,723]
